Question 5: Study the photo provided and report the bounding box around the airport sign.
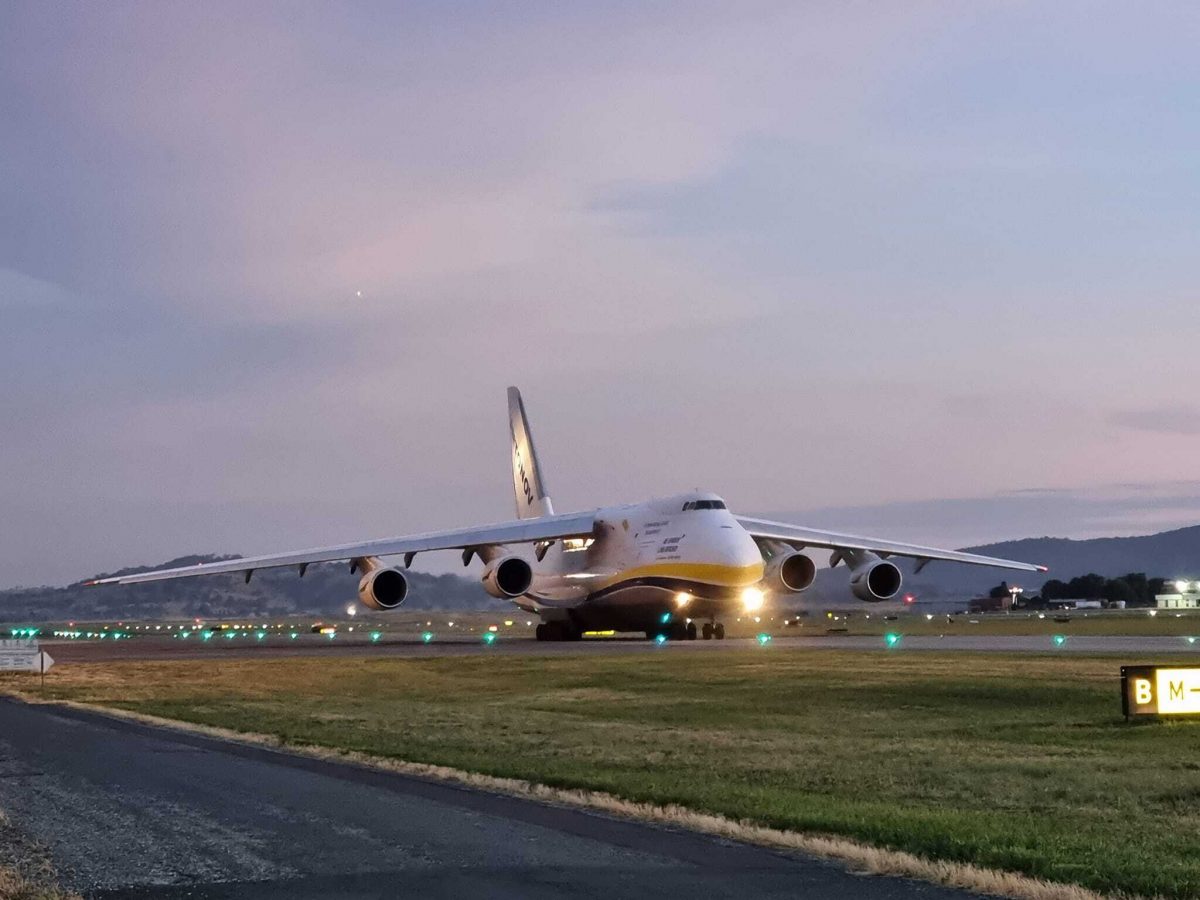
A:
[1122,665,1200,718]
[0,640,53,674]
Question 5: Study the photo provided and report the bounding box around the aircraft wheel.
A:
[701,622,713,640]
[714,623,726,640]
[685,622,697,640]
[535,624,548,642]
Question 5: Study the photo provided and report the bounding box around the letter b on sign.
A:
[1135,679,1153,705]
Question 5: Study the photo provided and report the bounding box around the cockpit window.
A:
[682,500,726,511]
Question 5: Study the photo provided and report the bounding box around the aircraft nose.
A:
[725,527,766,583]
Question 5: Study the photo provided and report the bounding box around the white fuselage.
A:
[507,491,765,631]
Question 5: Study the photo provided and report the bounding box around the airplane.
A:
[89,387,1047,641]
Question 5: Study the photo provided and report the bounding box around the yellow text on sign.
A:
[1135,678,1153,705]
[1154,669,1200,715]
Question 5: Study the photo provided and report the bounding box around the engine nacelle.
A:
[357,567,409,610]
[763,551,816,593]
[481,555,533,599]
[849,559,903,602]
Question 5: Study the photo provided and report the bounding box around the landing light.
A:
[346,605,357,617]
[674,592,691,609]
[1176,580,1190,593]
[741,588,765,613]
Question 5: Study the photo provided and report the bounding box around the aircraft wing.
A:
[86,511,597,586]
[736,516,1047,573]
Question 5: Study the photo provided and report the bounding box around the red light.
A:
[903,594,915,604]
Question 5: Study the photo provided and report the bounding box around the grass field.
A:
[13,650,1200,898]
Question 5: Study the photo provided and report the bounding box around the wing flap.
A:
[87,512,597,586]
[736,516,1046,573]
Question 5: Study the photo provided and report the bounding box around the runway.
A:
[38,632,1200,663]
[0,697,970,899]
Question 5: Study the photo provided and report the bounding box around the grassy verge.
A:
[16,650,1200,898]
[0,812,78,900]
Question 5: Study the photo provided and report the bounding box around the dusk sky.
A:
[3,3,1199,587]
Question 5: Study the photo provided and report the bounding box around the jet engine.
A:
[848,557,903,602]
[763,551,816,593]
[357,567,409,610]
[481,556,534,599]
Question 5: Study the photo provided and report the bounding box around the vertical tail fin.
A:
[508,386,554,519]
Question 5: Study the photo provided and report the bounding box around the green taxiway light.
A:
[289,632,299,640]
[370,631,381,642]
[422,631,434,643]
[654,634,668,646]
[1052,634,1067,647]
[884,632,902,648]
[756,633,772,646]
[327,631,336,640]
[482,632,496,645]
[256,631,266,641]
[659,612,672,624]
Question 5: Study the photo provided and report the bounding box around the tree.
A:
[1041,579,1068,601]
[1103,578,1138,607]
[988,581,1010,599]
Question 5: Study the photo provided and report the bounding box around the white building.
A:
[1156,580,1200,609]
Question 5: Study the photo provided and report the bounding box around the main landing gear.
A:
[646,621,723,641]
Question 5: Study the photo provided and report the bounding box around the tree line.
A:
[988,573,1168,608]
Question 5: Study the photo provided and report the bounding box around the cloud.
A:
[1109,407,1200,436]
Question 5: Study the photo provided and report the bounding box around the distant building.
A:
[1157,593,1200,609]
[969,595,1011,613]
[1157,580,1200,609]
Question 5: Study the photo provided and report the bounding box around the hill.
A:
[785,524,1200,606]
[0,556,504,623]
[4,524,1198,621]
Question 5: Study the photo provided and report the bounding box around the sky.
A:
[2,2,1199,587]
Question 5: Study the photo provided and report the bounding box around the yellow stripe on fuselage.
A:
[597,561,764,590]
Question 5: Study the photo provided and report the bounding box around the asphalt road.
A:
[0,698,973,900]
[38,632,1200,663]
